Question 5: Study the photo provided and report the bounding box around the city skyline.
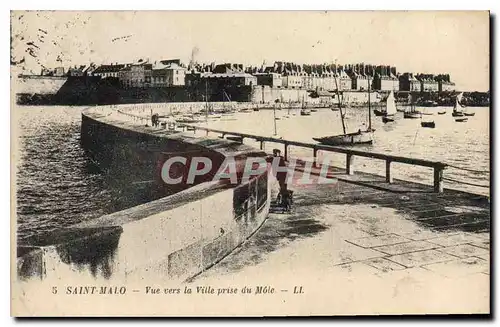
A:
[11,11,489,91]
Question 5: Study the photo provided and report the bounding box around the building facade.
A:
[93,64,125,79]
[416,74,439,92]
[372,66,399,91]
[151,62,186,87]
[254,73,283,88]
[281,74,304,88]
[118,63,153,88]
[399,73,421,92]
[435,74,456,92]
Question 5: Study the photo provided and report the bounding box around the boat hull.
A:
[421,121,435,128]
[437,111,446,115]
[455,117,468,122]
[374,109,385,116]
[382,115,395,123]
[452,111,465,117]
[404,112,421,119]
[464,112,475,116]
[313,130,374,146]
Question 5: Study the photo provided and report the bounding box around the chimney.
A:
[391,67,396,76]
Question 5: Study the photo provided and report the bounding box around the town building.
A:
[337,66,352,91]
[151,61,186,87]
[213,63,245,74]
[416,74,439,92]
[373,65,399,91]
[399,73,421,92]
[118,61,153,88]
[435,74,456,92]
[254,72,283,88]
[350,71,371,91]
[281,74,303,88]
[186,69,257,90]
[93,64,125,79]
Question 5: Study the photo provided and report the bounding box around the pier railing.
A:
[179,124,448,193]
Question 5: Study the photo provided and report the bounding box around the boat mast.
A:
[368,75,372,130]
[333,70,347,135]
[205,79,208,121]
[273,105,277,135]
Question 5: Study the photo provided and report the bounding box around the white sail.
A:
[454,92,464,112]
[407,93,413,104]
[385,91,397,115]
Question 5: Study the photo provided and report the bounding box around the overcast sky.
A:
[11,11,489,91]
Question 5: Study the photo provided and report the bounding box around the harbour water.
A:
[14,104,489,243]
[193,106,490,196]
[14,106,155,243]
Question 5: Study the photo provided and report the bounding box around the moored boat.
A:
[404,112,422,119]
[404,94,422,119]
[452,92,466,117]
[455,117,468,122]
[313,130,374,145]
[421,121,436,128]
[381,91,397,123]
[313,71,375,146]
[382,116,395,123]
[420,107,435,128]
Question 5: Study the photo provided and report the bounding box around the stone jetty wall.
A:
[16,107,272,284]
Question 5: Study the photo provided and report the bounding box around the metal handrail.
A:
[179,124,448,193]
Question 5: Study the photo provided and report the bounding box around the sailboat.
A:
[452,92,466,117]
[404,93,422,119]
[381,91,397,123]
[461,94,475,116]
[313,74,374,146]
[300,96,311,116]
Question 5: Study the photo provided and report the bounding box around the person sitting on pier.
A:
[151,113,160,127]
[271,149,293,211]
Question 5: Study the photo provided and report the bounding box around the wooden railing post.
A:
[284,143,288,161]
[385,160,393,183]
[434,165,444,193]
[346,154,354,175]
[313,147,318,168]
[260,141,264,150]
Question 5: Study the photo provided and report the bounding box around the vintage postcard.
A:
[10,10,490,316]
